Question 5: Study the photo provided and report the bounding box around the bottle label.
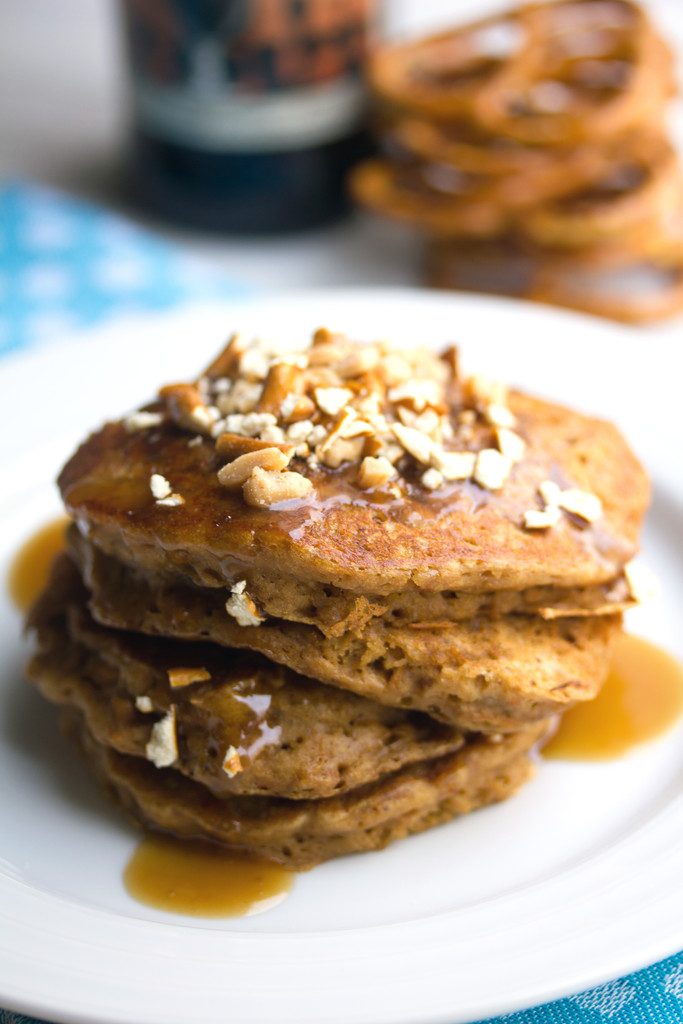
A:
[123,0,374,153]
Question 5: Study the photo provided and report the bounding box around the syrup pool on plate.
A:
[124,834,293,917]
[544,633,683,760]
[7,516,70,612]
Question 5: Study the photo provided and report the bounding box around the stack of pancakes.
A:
[351,0,683,323]
[26,328,649,868]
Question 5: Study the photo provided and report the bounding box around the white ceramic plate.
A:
[1,289,682,1024]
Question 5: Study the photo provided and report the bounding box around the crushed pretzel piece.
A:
[160,383,218,435]
[216,380,263,416]
[239,347,270,381]
[539,480,562,507]
[203,332,247,378]
[431,449,475,481]
[557,488,603,523]
[337,347,380,377]
[216,432,294,460]
[523,507,562,530]
[421,467,444,491]
[145,706,178,768]
[473,448,512,490]
[150,473,171,500]
[217,447,292,489]
[222,411,278,437]
[125,410,164,432]
[257,363,299,414]
[485,403,516,429]
[225,580,264,626]
[389,379,442,412]
[167,667,211,688]
[392,423,434,464]
[280,392,316,423]
[466,374,508,407]
[156,493,185,508]
[243,467,314,507]
[357,455,397,489]
[495,427,526,463]
[338,416,375,440]
[222,745,243,778]
[317,435,365,469]
[314,386,354,416]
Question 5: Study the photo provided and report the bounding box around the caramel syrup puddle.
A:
[7,515,70,611]
[544,633,683,760]
[124,834,293,917]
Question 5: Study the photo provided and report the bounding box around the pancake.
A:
[65,711,548,869]
[23,329,647,868]
[72,538,619,733]
[27,556,464,800]
[58,333,649,598]
[68,526,633,637]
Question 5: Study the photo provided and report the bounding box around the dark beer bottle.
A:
[122,0,376,233]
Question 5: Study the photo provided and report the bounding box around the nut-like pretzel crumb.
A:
[143,330,552,510]
[216,432,294,460]
[523,507,562,530]
[222,745,243,778]
[160,383,218,435]
[150,473,171,500]
[357,455,396,489]
[125,411,164,432]
[485,403,516,429]
[225,580,264,627]
[314,386,354,416]
[318,436,365,469]
[217,447,292,489]
[392,424,434,464]
[421,467,444,490]
[156,493,185,508]
[557,488,602,523]
[466,374,507,407]
[539,480,562,507]
[388,379,441,411]
[473,448,512,491]
[495,427,526,463]
[243,467,314,507]
[145,706,178,768]
[431,449,475,481]
[167,667,211,688]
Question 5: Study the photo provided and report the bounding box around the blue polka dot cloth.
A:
[0,181,248,357]
[0,181,681,1024]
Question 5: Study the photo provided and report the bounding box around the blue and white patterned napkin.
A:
[0,182,680,1024]
[0,182,247,357]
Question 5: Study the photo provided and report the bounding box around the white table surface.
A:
[1,0,683,318]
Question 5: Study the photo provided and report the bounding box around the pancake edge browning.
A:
[65,711,548,869]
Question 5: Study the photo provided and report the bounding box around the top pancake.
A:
[58,331,649,595]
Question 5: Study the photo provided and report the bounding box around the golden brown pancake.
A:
[71,537,619,733]
[27,557,464,800]
[59,388,647,596]
[66,711,548,869]
[67,525,632,637]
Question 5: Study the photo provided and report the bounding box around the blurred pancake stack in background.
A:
[351,0,683,323]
